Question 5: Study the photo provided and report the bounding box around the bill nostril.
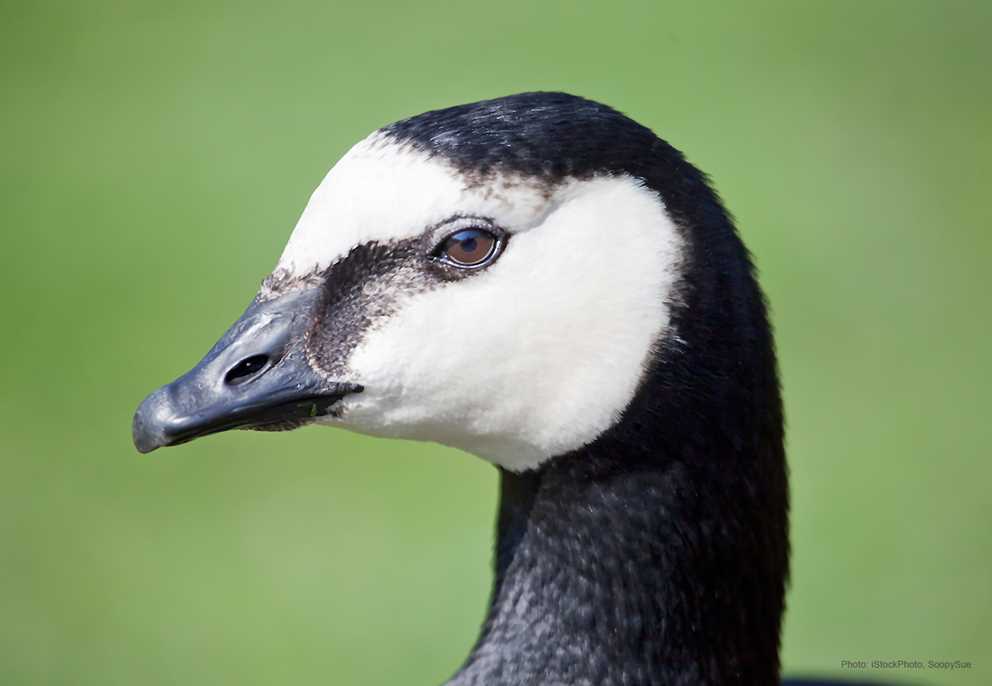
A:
[224,354,271,386]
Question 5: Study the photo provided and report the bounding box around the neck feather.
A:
[448,435,787,686]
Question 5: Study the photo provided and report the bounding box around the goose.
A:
[133,92,863,685]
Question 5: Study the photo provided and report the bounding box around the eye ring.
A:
[432,226,505,270]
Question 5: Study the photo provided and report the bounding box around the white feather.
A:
[279,141,683,471]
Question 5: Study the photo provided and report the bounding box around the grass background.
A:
[2,1,989,683]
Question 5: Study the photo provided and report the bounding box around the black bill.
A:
[132,288,362,453]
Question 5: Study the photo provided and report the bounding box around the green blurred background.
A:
[2,1,989,683]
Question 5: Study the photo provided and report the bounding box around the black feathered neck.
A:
[398,93,791,685]
[449,446,786,685]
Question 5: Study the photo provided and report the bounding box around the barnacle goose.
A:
[134,93,877,685]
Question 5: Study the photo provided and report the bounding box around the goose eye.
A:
[436,228,501,268]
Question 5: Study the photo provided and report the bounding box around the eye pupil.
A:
[441,228,499,268]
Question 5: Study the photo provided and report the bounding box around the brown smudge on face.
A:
[302,240,426,380]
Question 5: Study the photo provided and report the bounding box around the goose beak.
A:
[132,288,362,454]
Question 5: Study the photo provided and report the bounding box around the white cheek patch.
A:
[337,175,683,471]
[277,134,553,276]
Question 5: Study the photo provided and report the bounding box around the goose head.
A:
[134,93,688,471]
[133,92,787,685]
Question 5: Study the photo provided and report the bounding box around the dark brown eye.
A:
[437,228,500,268]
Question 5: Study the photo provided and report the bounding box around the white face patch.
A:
[276,133,554,278]
[277,136,684,471]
